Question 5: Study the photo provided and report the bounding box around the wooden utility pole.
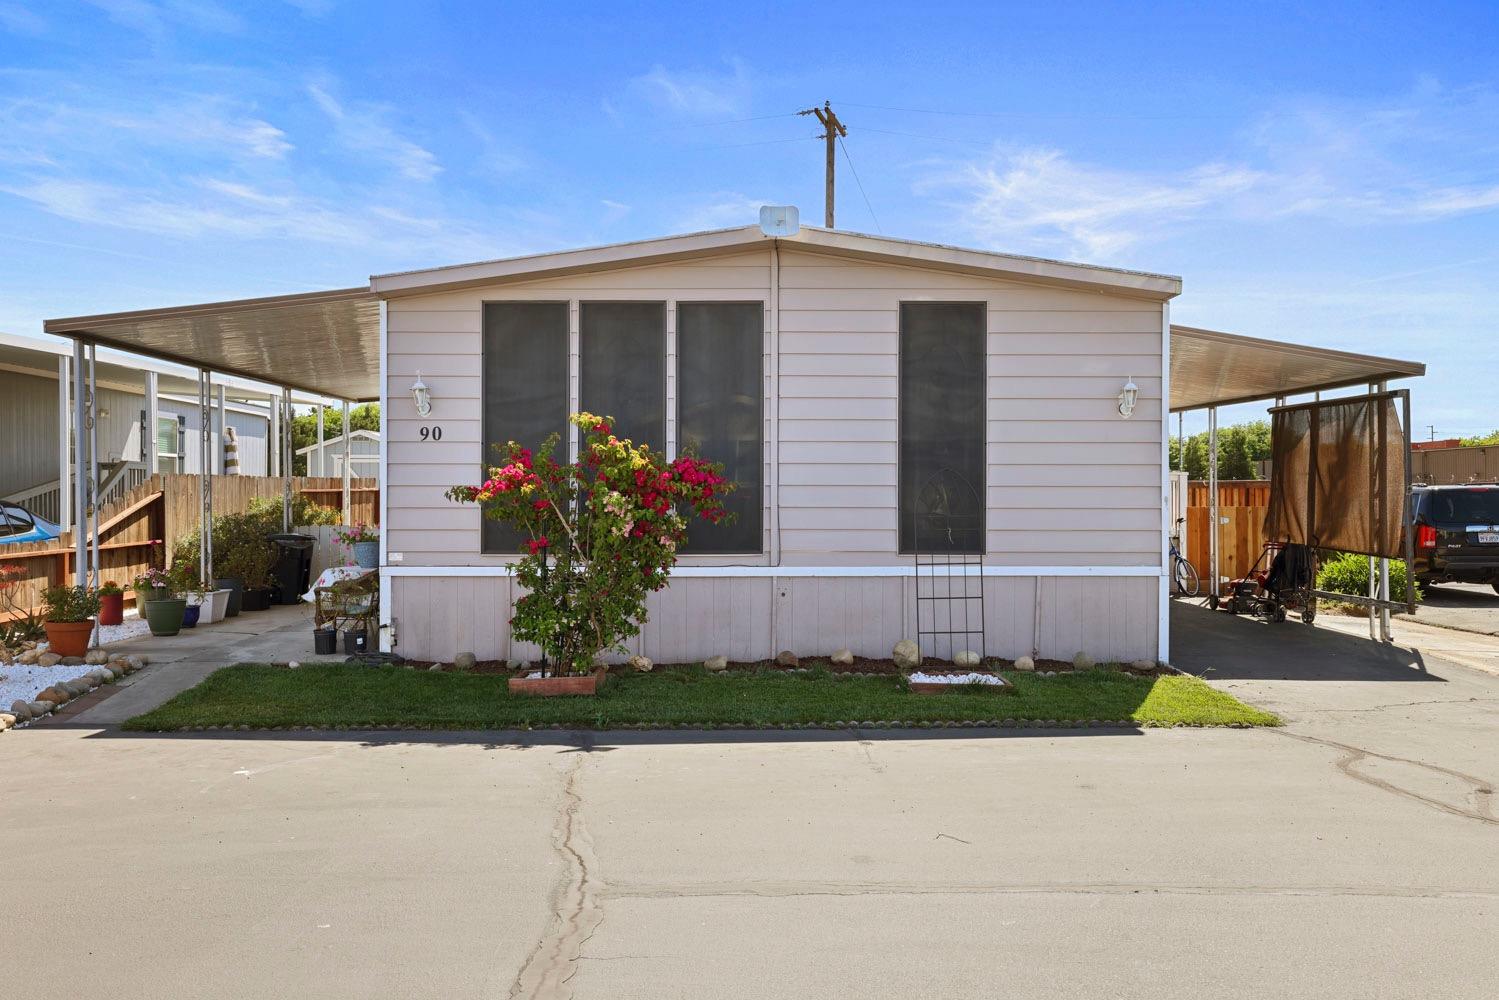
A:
[799,101,847,227]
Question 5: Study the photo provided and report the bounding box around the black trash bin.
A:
[267,533,316,605]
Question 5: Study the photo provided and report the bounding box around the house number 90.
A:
[419,426,443,442]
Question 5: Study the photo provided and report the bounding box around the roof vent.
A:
[759,205,799,237]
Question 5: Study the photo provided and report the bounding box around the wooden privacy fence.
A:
[1184,480,1270,594]
[2,474,379,622]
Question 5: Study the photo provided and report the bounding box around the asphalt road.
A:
[2,605,1497,999]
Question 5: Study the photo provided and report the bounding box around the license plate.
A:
[1479,532,1499,544]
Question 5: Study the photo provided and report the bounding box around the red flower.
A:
[532,499,549,511]
[527,536,550,554]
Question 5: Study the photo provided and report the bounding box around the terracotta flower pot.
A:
[98,592,124,626]
[43,619,95,658]
[508,667,608,697]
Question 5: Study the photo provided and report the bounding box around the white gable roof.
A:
[369,225,1182,300]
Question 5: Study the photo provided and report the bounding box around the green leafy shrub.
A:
[1316,552,1422,602]
[172,494,342,587]
[42,585,101,623]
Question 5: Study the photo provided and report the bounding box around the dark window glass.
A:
[580,302,666,450]
[677,302,763,553]
[481,301,569,553]
[899,302,986,553]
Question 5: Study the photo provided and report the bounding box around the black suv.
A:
[1411,484,1499,593]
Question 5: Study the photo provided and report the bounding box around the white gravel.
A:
[1,611,149,710]
[908,671,1008,686]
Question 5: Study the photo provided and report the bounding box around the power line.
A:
[635,111,803,135]
[835,100,1242,122]
[837,135,882,234]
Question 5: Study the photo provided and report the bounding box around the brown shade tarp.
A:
[1266,395,1408,558]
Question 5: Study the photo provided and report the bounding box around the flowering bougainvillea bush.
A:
[445,412,733,675]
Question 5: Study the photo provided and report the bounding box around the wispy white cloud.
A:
[0,2,47,35]
[307,76,441,181]
[929,84,1499,261]
[673,193,767,232]
[627,61,750,117]
[82,0,243,41]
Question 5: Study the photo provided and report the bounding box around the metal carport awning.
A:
[1168,324,1426,645]
[43,287,381,402]
[1170,325,1425,412]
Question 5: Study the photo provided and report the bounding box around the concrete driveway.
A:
[1400,581,1499,636]
[3,607,1497,999]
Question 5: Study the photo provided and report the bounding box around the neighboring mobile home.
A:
[371,226,1177,664]
[0,333,275,525]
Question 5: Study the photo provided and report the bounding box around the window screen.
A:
[677,302,763,553]
[482,301,569,553]
[580,302,666,450]
[899,302,985,553]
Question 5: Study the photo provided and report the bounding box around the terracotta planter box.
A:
[98,592,125,626]
[508,668,608,697]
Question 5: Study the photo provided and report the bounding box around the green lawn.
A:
[123,664,1279,731]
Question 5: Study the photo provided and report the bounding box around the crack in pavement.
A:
[508,752,604,1000]
[1301,697,1499,715]
[1270,730,1497,826]
[598,879,1499,901]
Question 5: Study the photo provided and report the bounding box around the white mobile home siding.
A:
[384,246,1166,663]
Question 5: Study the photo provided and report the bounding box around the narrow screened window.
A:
[481,301,569,553]
[579,302,666,450]
[899,302,986,553]
[677,302,763,553]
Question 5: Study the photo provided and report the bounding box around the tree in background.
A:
[1169,420,1272,480]
[291,403,379,475]
[1461,430,1499,446]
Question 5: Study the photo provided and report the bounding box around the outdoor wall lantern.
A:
[1117,377,1139,418]
[410,372,432,417]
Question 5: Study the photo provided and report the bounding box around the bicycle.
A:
[1170,517,1199,597]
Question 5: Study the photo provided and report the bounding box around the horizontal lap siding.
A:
[384,251,772,565]
[774,250,1162,567]
[385,246,1163,571]
[390,574,1157,662]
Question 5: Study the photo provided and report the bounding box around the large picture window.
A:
[899,302,985,553]
[481,301,569,553]
[677,301,763,553]
[580,302,666,450]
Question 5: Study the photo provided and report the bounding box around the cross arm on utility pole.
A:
[799,101,847,228]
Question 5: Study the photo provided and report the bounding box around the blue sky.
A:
[2,0,1496,435]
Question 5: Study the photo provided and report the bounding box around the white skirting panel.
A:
[389,573,1159,665]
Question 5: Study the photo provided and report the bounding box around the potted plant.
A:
[212,512,276,614]
[41,584,100,657]
[336,523,380,570]
[134,569,186,636]
[172,563,201,628]
[447,412,732,696]
[98,580,125,626]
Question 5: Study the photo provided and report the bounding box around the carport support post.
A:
[1377,380,1392,641]
[315,404,325,477]
[1208,406,1218,602]
[340,400,352,518]
[57,355,71,532]
[215,385,226,475]
[88,345,100,588]
[281,388,293,533]
[198,369,213,588]
[71,339,87,587]
[268,392,280,478]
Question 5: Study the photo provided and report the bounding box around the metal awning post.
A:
[57,355,71,532]
[1208,405,1218,604]
[1377,380,1392,641]
[145,371,160,475]
[315,404,325,477]
[268,391,281,478]
[198,369,213,588]
[341,400,352,518]
[282,388,293,532]
[88,345,100,589]
[71,339,87,587]
[1368,383,1378,640]
[215,385,226,475]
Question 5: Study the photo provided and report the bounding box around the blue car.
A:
[0,501,61,545]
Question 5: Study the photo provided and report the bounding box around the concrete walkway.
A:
[71,603,334,725]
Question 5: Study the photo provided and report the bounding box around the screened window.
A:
[579,302,666,450]
[156,416,183,473]
[677,302,763,553]
[899,302,986,553]
[481,301,569,553]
